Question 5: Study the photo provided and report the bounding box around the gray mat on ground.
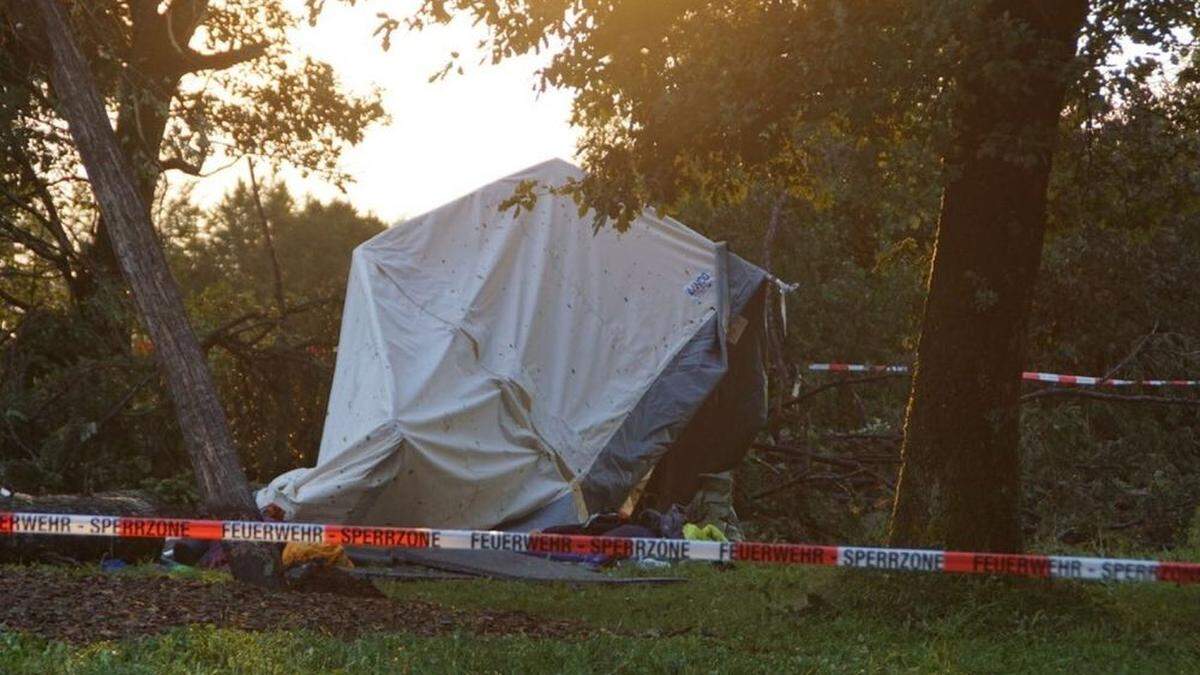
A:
[347,566,475,582]
[348,547,684,584]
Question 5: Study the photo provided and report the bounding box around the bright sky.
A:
[188,0,579,224]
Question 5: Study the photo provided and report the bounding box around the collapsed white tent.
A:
[258,159,768,531]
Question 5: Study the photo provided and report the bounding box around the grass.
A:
[2,562,1198,673]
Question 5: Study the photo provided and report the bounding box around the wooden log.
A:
[0,490,169,563]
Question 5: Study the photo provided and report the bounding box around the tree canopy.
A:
[350,1,1199,225]
[0,0,385,315]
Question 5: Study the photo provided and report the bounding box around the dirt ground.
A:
[0,567,582,643]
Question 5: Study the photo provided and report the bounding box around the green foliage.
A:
[682,64,1200,550]
[359,1,1198,223]
[170,184,385,481]
[0,185,382,496]
[0,0,386,499]
[368,3,1200,551]
[1,0,385,191]
[0,0,385,384]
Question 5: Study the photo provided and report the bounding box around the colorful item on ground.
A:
[2,510,1197,585]
[682,523,728,542]
[807,363,1200,387]
[282,542,353,569]
[688,471,744,541]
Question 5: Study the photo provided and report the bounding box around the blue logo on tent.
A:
[685,272,713,297]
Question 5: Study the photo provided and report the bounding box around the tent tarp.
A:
[258,159,766,530]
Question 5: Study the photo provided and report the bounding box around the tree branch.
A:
[246,158,288,320]
[1021,388,1199,406]
[200,297,335,350]
[173,43,268,74]
[1100,324,1158,382]
[163,0,211,48]
[158,156,204,175]
[83,370,158,441]
[0,213,68,265]
[782,371,906,409]
[0,284,34,312]
[8,139,78,264]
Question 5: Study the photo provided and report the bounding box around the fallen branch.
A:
[753,442,899,466]
[822,431,902,443]
[1100,325,1158,383]
[0,490,170,563]
[750,473,816,501]
[753,442,897,492]
[783,372,907,409]
[1020,388,1199,406]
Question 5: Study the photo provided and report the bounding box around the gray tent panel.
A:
[579,252,768,513]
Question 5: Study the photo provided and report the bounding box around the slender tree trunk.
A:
[888,1,1088,552]
[246,158,289,319]
[762,192,789,428]
[34,0,279,585]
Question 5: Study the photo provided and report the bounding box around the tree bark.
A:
[888,1,1089,552]
[33,0,279,585]
[761,192,789,428]
[75,0,192,351]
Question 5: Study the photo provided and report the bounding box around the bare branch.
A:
[163,0,211,48]
[158,156,204,175]
[1021,388,1199,406]
[200,297,335,350]
[750,472,818,501]
[7,139,77,262]
[0,212,68,265]
[0,183,53,229]
[83,370,158,442]
[246,158,288,319]
[782,371,906,409]
[0,284,34,312]
[754,442,871,469]
[823,431,902,443]
[158,154,239,178]
[1100,324,1158,382]
[174,43,268,74]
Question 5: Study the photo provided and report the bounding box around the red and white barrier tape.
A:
[2,511,1197,585]
[807,363,1200,387]
[1019,371,1200,387]
[808,363,911,374]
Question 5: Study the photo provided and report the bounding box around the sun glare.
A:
[184,0,579,224]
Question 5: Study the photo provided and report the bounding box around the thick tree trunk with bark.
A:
[75,0,191,352]
[888,1,1089,552]
[34,0,279,585]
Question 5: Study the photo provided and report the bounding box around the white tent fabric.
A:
[257,159,730,529]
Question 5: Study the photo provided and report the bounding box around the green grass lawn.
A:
[2,562,1198,673]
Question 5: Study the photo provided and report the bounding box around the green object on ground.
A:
[682,523,728,542]
[688,471,744,541]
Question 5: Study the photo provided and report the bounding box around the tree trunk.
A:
[74,0,188,353]
[34,0,280,585]
[888,1,1088,552]
[761,192,789,429]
